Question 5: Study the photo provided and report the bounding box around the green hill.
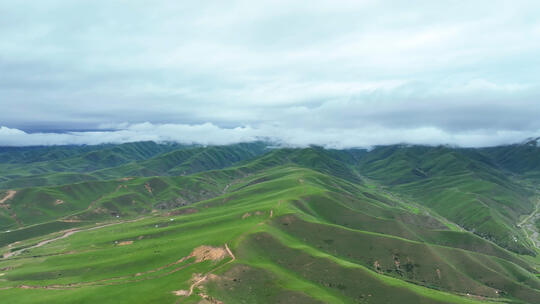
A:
[356,145,536,254]
[0,142,539,303]
[0,142,267,189]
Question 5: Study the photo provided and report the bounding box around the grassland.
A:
[0,142,539,303]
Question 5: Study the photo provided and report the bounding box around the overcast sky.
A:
[1,0,540,147]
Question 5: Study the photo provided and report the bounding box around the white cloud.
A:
[0,1,539,147]
[1,123,539,148]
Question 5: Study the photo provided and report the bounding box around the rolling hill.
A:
[0,141,539,303]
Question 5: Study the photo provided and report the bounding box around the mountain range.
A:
[0,140,539,303]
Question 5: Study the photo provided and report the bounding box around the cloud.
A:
[1,123,539,148]
[1,1,539,146]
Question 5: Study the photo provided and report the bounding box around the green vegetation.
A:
[0,141,539,303]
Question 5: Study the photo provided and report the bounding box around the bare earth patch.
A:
[0,190,16,204]
[118,241,133,246]
[190,245,227,262]
[199,292,224,304]
[54,199,64,205]
[241,212,251,219]
[144,183,153,194]
[172,244,235,298]
[172,289,189,296]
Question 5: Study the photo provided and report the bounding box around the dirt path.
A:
[3,242,234,294]
[518,196,540,249]
[180,243,236,302]
[0,190,16,204]
[224,243,235,260]
[3,218,144,259]
[222,184,230,194]
[518,197,539,227]
[0,190,22,227]
[3,230,77,259]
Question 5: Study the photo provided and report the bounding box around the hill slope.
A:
[0,142,539,303]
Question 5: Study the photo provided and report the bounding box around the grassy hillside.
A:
[0,142,184,188]
[356,145,536,254]
[0,142,539,303]
[0,142,268,189]
[481,138,540,180]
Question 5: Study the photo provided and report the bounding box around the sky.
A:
[1,0,540,148]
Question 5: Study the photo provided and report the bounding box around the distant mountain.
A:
[0,141,268,189]
[481,138,540,179]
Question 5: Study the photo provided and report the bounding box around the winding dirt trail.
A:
[3,230,78,259]
[518,197,540,227]
[3,218,145,259]
[0,190,22,227]
[3,242,235,294]
[0,190,16,204]
[179,243,236,303]
[518,196,540,249]
[224,243,235,260]
[222,184,230,194]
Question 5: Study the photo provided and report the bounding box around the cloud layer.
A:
[1,1,539,147]
[1,123,538,148]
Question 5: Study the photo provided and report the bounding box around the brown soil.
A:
[198,292,224,304]
[175,244,236,300]
[172,289,189,296]
[190,246,227,262]
[118,241,133,246]
[241,212,251,219]
[0,190,16,204]
[145,183,153,194]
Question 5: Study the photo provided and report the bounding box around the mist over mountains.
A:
[1,123,540,148]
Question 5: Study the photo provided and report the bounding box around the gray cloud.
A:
[1,1,539,147]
